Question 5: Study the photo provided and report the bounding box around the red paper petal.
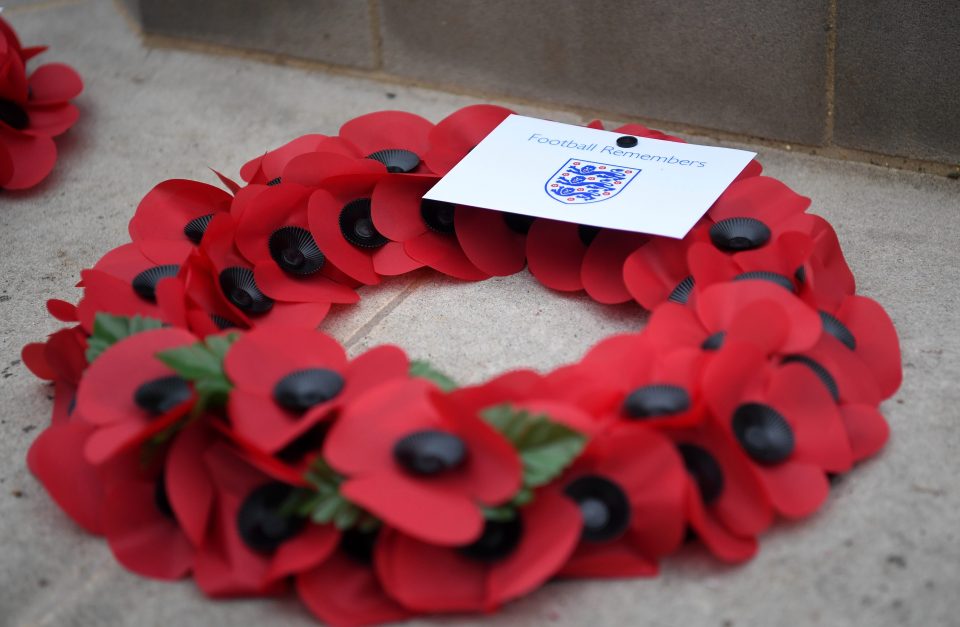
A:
[254,261,359,305]
[27,63,83,104]
[307,188,381,285]
[0,126,56,189]
[526,219,587,291]
[424,105,513,175]
[339,110,434,156]
[370,173,436,241]
[840,403,890,462]
[405,230,489,281]
[581,229,647,304]
[166,423,216,546]
[371,241,424,276]
[758,462,830,519]
[23,103,79,137]
[455,205,528,277]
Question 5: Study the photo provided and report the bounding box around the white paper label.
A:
[424,115,757,239]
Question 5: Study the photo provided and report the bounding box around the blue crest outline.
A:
[544,159,641,205]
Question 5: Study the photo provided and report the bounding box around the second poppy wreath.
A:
[22,106,901,627]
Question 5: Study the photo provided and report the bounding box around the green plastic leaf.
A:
[299,459,376,531]
[482,505,518,521]
[482,403,587,491]
[85,313,164,363]
[155,334,239,409]
[409,359,458,392]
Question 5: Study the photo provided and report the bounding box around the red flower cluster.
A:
[22,106,900,626]
[0,16,82,190]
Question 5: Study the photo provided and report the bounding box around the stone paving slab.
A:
[1,1,959,626]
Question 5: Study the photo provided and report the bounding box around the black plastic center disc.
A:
[268,226,325,275]
[622,384,691,419]
[733,271,795,293]
[731,403,795,464]
[502,212,535,235]
[131,264,180,303]
[393,429,467,475]
[701,331,726,351]
[564,474,631,542]
[218,267,274,315]
[819,310,857,350]
[272,368,345,413]
[709,217,771,252]
[154,475,176,519]
[420,199,456,234]
[0,99,29,131]
[134,375,191,416]
[458,517,523,562]
[677,443,724,504]
[668,275,695,304]
[782,355,840,402]
[578,224,600,247]
[236,482,306,554]
[616,135,638,148]
[366,148,421,174]
[266,177,282,186]
[339,198,389,249]
[183,213,214,245]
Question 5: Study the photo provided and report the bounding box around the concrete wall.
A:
[124,0,960,167]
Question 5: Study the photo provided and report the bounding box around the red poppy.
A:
[702,342,853,518]
[0,16,82,189]
[375,488,582,613]
[643,279,823,359]
[74,327,198,464]
[622,229,699,310]
[233,181,361,304]
[795,215,856,311]
[323,379,522,546]
[371,173,488,280]
[193,441,339,597]
[297,530,413,627]
[338,110,434,173]
[76,242,190,332]
[422,104,514,175]
[558,427,687,578]
[195,213,332,330]
[223,324,409,454]
[307,171,422,285]
[21,324,87,387]
[128,178,233,260]
[240,133,359,185]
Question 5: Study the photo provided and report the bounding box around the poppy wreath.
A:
[21,105,902,627]
[0,16,83,190]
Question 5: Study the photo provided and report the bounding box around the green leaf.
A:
[155,334,239,410]
[481,404,587,491]
[482,505,518,521]
[85,313,164,363]
[409,359,458,392]
[297,458,377,531]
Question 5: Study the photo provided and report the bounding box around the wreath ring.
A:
[22,106,901,627]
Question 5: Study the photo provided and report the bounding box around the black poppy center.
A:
[622,384,691,419]
[782,355,840,402]
[733,271,795,293]
[131,264,180,303]
[578,224,600,247]
[393,429,467,476]
[459,517,523,562]
[236,482,306,554]
[183,213,214,245]
[367,148,421,174]
[731,403,795,464]
[701,331,726,351]
[340,527,379,565]
[677,444,724,504]
[266,177,282,186]
[0,99,29,131]
[154,475,176,520]
[272,368,345,413]
[819,310,857,350]
[503,212,535,235]
[420,199,456,234]
[668,275,695,304]
[268,226,325,275]
[339,198,389,249]
[219,267,273,314]
[564,474,631,542]
[709,217,771,252]
[134,375,191,416]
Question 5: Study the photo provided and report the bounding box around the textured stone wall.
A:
[125,0,960,166]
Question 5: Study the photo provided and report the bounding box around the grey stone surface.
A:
[132,0,377,69]
[379,0,830,145]
[834,0,960,164]
[2,1,960,626]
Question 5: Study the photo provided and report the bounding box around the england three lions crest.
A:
[545,159,640,204]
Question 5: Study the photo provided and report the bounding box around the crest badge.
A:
[545,159,640,205]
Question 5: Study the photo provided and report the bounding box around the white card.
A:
[424,115,757,239]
